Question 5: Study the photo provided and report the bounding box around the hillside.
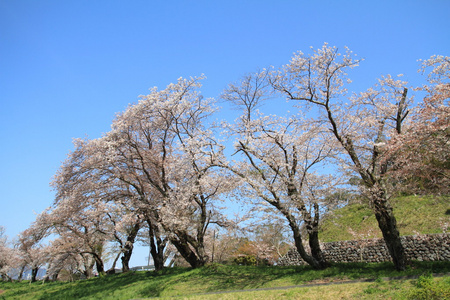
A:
[0,262,449,299]
[319,195,450,243]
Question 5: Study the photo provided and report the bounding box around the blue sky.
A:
[1,0,449,267]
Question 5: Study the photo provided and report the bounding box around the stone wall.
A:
[278,233,450,266]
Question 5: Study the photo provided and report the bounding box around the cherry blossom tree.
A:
[269,44,412,270]
[139,213,170,271]
[202,227,243,264]
[229,221,291,266]
[84,135,172,271]
[46,236,98,280]
[0,226,18,281]
[52,76,234,269]
[42,237,83,281]
[16,225,50,282]
[106,208,144,273]
[221,71,341,269]
[251,221,292,265]
[52,133,165,273]
[30,202,109,279]
[0,227,8,277]
[41,192,111,276]
[103,76,234,268]
[387,56,450,194]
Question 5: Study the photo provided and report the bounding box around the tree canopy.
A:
[1,46,448,280]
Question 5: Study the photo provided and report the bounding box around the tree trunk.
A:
[121,240,135,273]
[281,193,328,270]
[82,254,95,278]
[151,244,164,271]
[18,265,26,281]
[341,134,408,270]
[149,233,166,271]
[146,218,167,271]
[287,216,326,270]
[121,222,141,273]
[370,187,407,271]
[319,95,409,270]
[52,269,61,281]
[308,231,328,269]
[92,253,105,275]
[106,252,121,274]
[31,267,38,282]
[170,238,206,268]
[121,250,131,273]
[306,203,329,269]
[0,273,12,282]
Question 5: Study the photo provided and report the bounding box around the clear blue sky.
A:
[1,0,449,267]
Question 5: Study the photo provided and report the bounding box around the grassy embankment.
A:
[0,261,449,299]
[1,195,448,299]
[319,195,449,242]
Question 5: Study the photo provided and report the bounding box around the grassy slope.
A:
[319,195,450,242]
[1,195,449,299]
[0,262,449,299]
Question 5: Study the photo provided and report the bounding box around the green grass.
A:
[178,276,450,300]
[1,261,449,299]
[319,195,450,242]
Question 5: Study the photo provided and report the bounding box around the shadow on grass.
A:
[3,261,448,299]
[136,264,313,297]
[33,268,188,299]
[147,261,450,297]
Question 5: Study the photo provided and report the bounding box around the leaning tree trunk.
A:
[170,238,206,268]
[318,89,409,271]
[308,231,328,268]
[370,186,407,271]
[281,203,327,270]
[282,190,328,270]
[288,218,327,270]
[18,264,26,281]
[106,252,121,274]
[339,136,408,270]
[92,253,105,275]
